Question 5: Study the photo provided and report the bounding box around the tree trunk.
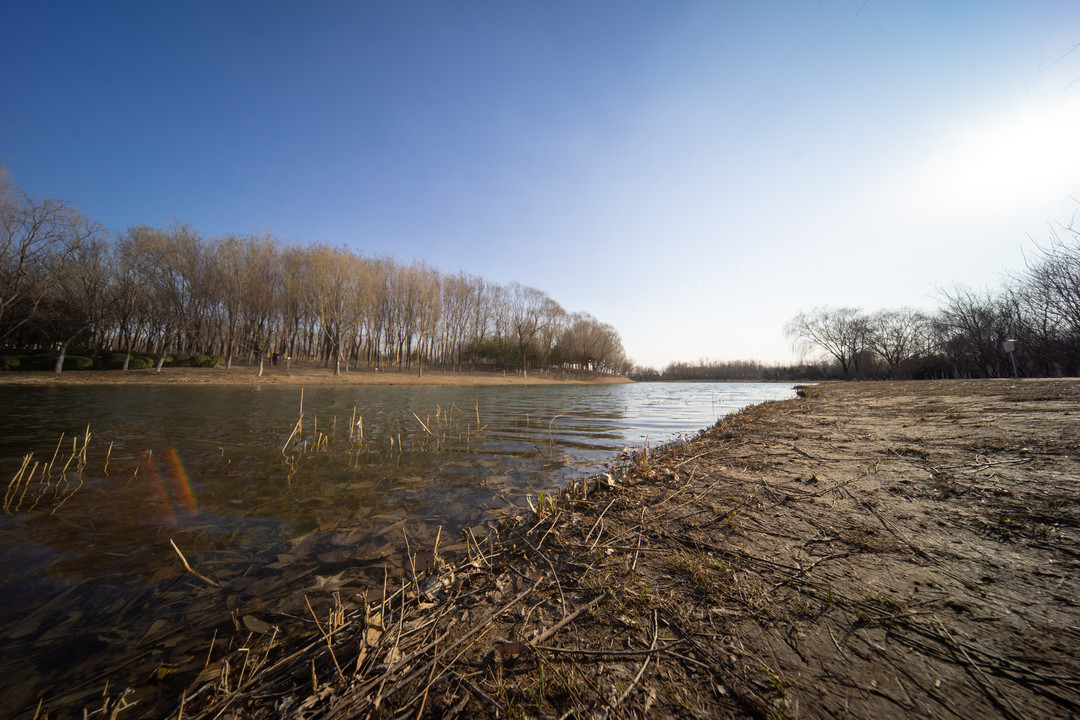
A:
[54,343,67,374]
[334,329,342,376]
[155,340,170,373]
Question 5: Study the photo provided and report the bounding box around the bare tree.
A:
[506,282,554,375]
[301,245,361,376]
[355,256,392,368]
[785,307,869,378]
[111,227,168,369]
[934,286,1016,378]
[0,169,636,379]
[41,217,109,372]
[276,245,311,370]
[866,308,932,377]
[437,272,482,368]
[558,312,609,371]
[211,235,251,369]
[238,234,283,376]
[535,299,567,368]
[0,168,87,345]
[1021,221,1080,373]
[410,262,442,371]
[1013,267,1069,375]
[140,223,207,371]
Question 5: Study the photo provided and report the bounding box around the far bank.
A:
[0,363,633,387]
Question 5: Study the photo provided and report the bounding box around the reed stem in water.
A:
[169,538,221,588]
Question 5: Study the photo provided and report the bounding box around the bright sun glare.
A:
[912,95,1080,220]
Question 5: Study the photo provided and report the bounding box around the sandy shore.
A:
[0,364,632,387]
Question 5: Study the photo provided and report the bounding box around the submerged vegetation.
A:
[6,381,792,716]
[0,388,506,716]
[2,427,93,515]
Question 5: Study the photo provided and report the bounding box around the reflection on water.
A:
[0,381,794,714]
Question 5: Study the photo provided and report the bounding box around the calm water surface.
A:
[0,381,794,713]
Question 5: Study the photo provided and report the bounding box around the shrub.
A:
[99,352,128,370]
[96,352,155,370]
[13,354,91,371]
[130,355,156,370]
[13,354,96,371]
[0,356,20,370]
[191,354,225,368]
[63,355,94,371]
[18,354,57,370]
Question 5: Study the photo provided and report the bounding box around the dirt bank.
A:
[92,379,1080,719]
[0,364,631,387]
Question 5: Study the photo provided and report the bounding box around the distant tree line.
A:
[0,168,628,375]
[784,221,1080,379]
[631,359,834,382]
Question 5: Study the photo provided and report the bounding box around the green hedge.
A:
[17,354,57,371]
[17,354,94,371]
[191,354,225,367]
[157,354,225,368]
[1,350,224,371]
[64,355,94,370]
[96,352,156,370]
[99,352,128,369]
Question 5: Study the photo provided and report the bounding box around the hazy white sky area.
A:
[2,1,1078,369]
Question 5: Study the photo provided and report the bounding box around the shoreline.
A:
[167,377,1080,719]
[20,378,1080,718]
[0,364,633,387]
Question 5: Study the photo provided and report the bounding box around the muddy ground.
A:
[86,379,1079,719]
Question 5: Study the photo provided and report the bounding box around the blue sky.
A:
[2,1,1078,368]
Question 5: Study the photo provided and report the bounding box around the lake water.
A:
[0,381,795,714]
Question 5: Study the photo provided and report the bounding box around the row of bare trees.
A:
[644,359,833,382]
[1,169,628,375]
[785,221,1080,379]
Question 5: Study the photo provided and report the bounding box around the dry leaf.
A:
[496,641,526,656]
[144,618,167,638]
[307,572,346,592]
[194,661,223,686]
[242,615,271,634]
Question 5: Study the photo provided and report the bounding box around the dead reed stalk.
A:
[169,538,221,588]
